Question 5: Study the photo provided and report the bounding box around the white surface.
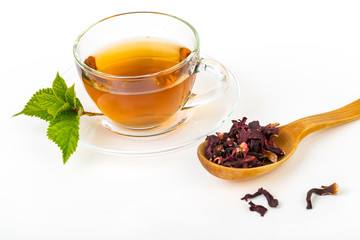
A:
[1,0,360,239]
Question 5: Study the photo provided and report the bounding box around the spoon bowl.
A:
[197,98,360,180]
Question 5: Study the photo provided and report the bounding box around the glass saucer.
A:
[62,61,240,156]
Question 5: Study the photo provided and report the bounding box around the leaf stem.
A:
[81,111,104,117]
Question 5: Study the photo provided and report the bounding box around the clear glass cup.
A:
[73,12,229,136]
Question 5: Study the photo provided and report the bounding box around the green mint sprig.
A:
[14,73,103,164]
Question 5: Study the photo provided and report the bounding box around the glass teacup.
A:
[73,12,229,136]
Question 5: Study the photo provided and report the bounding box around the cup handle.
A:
[182,57,229,110]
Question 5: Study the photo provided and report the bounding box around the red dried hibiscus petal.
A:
[241,187,279,208]
[306,183,339,209]
[248,201,267,217]
[205,117,285,168]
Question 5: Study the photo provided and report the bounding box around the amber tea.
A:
[82,39,195,129]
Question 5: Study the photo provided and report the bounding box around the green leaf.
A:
[52,72,68,101]
[47,111,80,164]
[65,84,76,107]
[36,93,70,118]
[75,97,84,116]
[14,71,92,164]
[13,88,54,121]
[75,97,83,109]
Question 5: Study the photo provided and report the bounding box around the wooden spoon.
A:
[197,98,360,180]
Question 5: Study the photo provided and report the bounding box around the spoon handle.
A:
[288,98,360,141]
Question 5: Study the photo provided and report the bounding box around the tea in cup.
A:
[73,12,229,136]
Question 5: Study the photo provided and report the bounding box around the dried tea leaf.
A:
[241,187,279,208]
[306,183,339,209]
[248,201,267,217]
[205,117,285,168]
[84,56,97,70]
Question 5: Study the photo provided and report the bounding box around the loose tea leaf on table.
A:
[205,117,285,168]
[306,183,339,209]
[248,201,268,217]
[241,187,279,208]
[241,188,278,217]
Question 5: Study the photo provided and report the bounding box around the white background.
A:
[1,0,360,239]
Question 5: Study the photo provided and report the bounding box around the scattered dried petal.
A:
[205,117,285,168]
[241,187,279,208]
[248,201,267,217]
[306,183,339,209]
[84,56,97,70]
